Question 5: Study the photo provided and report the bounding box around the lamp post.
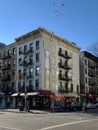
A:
[23,75,27,111]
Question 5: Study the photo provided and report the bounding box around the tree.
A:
[87,42,98,57]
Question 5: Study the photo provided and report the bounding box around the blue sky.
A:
[0,0,98,51]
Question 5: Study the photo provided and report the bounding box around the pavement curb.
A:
[0,109,50,114]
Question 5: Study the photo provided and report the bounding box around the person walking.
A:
[83,102,88,113]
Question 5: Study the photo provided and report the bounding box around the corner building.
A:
[0,28,80,109]
[80,51,98,102]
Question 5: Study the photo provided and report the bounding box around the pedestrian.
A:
[83,102,88,113]
[51,102,54,112]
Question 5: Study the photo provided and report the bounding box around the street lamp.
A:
[23,75,27,111]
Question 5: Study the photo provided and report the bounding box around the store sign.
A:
[45,50,50,70]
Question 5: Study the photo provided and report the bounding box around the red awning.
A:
[86,93,94,99]
[39,90,55,96]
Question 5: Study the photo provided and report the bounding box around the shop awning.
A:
[27,92,39,96]
[20,93,25,96]
[12,93,19,97]
[39,90,55,96]
[0,93,5,96]
[86,93,94,99]
[12,91,54,97]
[19,92,39,96]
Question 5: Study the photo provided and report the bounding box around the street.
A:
[0,109,98,130]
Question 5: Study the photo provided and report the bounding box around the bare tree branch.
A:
[87,42,98,57]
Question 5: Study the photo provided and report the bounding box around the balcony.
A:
[21,60,33,66]
[19,50,24,55]
[21,73,27,79]
[24,48,33,54]
[1,75,11,81]
[0,53,11,59]
[58,87,72,93]
[58,62,72,69]
[88,63,95,69]
[89,81,95,86]
[88,71,95,77]
[1,64,11,70]
[58,51,72,59]
[58,74,72,81]
[58,51,65,58]
[27,73,33,78]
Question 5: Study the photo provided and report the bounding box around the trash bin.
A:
[18,101,23,111]
[19,105,23,111]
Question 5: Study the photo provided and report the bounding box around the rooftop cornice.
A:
[15,27,80,50]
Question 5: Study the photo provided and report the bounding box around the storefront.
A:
[29,90,54,109]
[0,93,12,108]
[11,90,54,109]
[50,95,66,111]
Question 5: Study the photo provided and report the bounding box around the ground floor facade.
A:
[0,90,81,111]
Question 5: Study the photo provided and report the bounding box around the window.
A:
[23,68,27,77]
[29,80,32,86]
[59,70,62,77]
[77,85,79,92]
[30,55,33,61]
[70,84,73,92]
[19,58,22,65]
[65,72,68,77]
[4,51,7,56]
[24,45,27,52]
[18,70,21,76]
[12,58,16,65]
[36,53,39,62]
[12,82,15,92]
[7,71,11,76]
[30,43,33,49]
[8,60,11,65]
[19,47,23,54]
[36,66,40,75]
[35,79,39,89]
[65,50,67,56]
[65,83,68,91]
[0,73,1,78]
[12,70,15,75]
[59,48,62,52]
[12,48,16,55]
[7,83,10,91]
[29,80,33,91]
[24,56,27,62]
[85,59,87,65]
[59,82,62,90]
[59,59,62,65]
[0,63,2,68]
[85,77,87,84]
[8,49,11,55]
[65,60,67,67]
[85,68,87,74]
[29,67,33,75]
[18,81,21,92]
[36,41,39,49]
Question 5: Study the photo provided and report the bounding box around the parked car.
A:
[87,102,96,109]
[65,102,72,111]
[72,102,82,111]
[94,101,98,108]
[65,102,82,112]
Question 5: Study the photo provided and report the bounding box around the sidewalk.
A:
[0,108,50,114]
